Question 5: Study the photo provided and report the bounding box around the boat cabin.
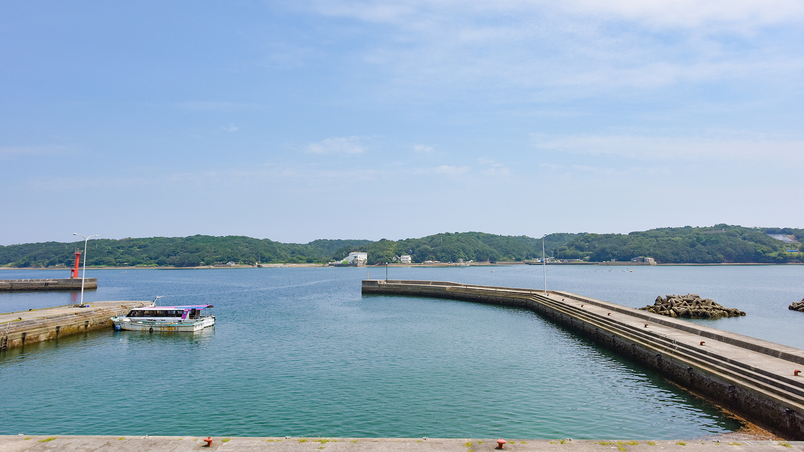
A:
[125,305,213,320]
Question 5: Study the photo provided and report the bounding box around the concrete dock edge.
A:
[1,436,801,452]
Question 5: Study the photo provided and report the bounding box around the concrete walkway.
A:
[1,436,801,452]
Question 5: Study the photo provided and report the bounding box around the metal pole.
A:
[542,234,547,295]
[73,233,99,307]
[385,262,388,281]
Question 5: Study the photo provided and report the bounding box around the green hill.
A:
[0,225,801,268]
[556,224,803,264]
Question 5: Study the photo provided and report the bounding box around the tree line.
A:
[0,226,801,268]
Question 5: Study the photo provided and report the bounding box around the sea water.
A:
[1,264,802,438]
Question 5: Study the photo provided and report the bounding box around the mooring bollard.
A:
[795,370,801,376]
[204,437,213,446]
[497,438,507,449]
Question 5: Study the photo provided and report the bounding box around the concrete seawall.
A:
[1,436,801,451]
[0,278,97,291]
[0,300,151,350]
[362,280,804,440]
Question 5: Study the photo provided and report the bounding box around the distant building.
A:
[345,252,367,265]
[400,255,412,264]
[631,256,656,265]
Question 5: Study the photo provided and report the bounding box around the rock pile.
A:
[640,294,746,319]
[789,299,804,312]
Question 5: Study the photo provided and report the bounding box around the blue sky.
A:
[2,1,803,245]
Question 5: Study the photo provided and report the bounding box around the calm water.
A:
[1,265,802,439]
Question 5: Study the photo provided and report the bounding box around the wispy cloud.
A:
[306,136,366,154]
[299,0,804,101]
[172,101,261,112]
[413,144,433,153]
[433,165,470,176]
[478,158,511,177]
[309,0,804,30]
[531,134,804,162]
[0,145,73,159]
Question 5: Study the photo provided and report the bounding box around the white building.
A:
[400,255,412,264]
[345,252,368,265]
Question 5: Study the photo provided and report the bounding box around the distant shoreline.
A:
[1,261,801,271]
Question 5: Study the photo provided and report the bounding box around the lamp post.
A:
[542,234,547,295]
[73,232,99,307]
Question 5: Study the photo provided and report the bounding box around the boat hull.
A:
[112,316,215,332]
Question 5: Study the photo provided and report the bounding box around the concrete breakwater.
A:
[0,436,801,451]
[0,278,97,291]
[0,300,151,350]
[362,280,804,440]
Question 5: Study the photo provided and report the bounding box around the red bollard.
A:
[204,437,213,446]
[700,341,705,346]
[497,439,507,449]
[795,370,801,376]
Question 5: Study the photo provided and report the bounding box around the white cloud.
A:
[224,124,239,132]
[413,144,433,153]
[306,136,366,154]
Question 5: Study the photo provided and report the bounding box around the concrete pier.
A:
[0,436,801,452]
[0,300,151,350]
[0,278,97,291]
[362,280,804,440]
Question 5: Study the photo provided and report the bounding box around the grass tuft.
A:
[39,437,57,443]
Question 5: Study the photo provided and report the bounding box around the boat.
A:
[111,297,215,332]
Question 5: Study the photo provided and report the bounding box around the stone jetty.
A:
[0,278,97,292]
[363,280,804,440]
[0,300,152,350]
[640,294,746,319]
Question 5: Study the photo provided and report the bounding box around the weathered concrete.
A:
[0,300,151,350]
[1,436,801,452]
[362,280,804,440]
[0,278,97,291]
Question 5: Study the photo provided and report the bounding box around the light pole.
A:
[73,232,99,307]
[542,234,547,295]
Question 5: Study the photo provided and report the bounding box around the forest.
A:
[0,225,801,268]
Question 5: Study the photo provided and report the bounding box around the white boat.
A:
[111,299,215,332]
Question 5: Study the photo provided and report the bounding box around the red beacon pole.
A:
[70,250,81,279]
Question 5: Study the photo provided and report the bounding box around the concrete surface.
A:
[1,436,801,452]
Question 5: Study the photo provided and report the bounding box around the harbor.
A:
[363,280,804,440]
[2,265,802,440]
